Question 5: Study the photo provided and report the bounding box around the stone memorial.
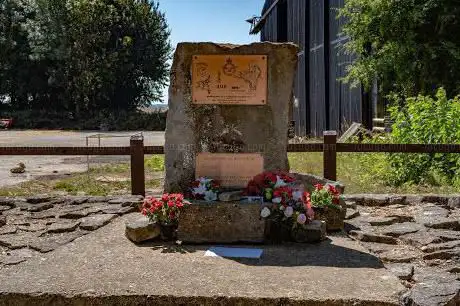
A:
[163,42,343,243]
[164,42,298,193]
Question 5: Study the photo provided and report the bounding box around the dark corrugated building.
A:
[249,0,372,137]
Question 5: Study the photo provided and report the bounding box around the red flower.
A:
[328,185,340,196]
[332,197,340,204]
[141,208,147,216]
[161,194,169,201]
[314,183,323,190]
[167,200,175,208]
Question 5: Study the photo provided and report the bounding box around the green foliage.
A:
[387,88,460,186]
[341,0,460,97]
[0,0,171,121]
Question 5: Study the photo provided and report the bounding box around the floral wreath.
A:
[188,177,221,201]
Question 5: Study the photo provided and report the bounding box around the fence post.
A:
[323,130,337,181]
[130,135,145,196]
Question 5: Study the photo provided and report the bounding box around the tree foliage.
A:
[341,0,460,97]
[0,0,171,117]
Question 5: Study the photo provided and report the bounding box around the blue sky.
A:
[157,0,264,103]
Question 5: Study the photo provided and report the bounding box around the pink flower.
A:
[297,213,307,225]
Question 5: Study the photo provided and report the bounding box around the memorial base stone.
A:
[177,201,265,243]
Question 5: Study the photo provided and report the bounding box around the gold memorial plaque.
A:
[195,153,264,187]
[192,55,267,105]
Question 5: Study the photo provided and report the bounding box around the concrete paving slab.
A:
[0,214,405,305]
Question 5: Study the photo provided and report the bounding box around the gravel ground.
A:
[0,130,165,187]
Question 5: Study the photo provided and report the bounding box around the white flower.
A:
[284,206,294,218]
[204,190,217,202]
[260,207,271,218]
[272,197,282,204]
[193,184,207,195]
[274,175,287,188]
[292,190,303,201]
[279,205,285,211]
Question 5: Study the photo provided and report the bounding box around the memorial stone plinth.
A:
[164,42,299,193]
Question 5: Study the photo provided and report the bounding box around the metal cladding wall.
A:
[259,0,363,136]
[260,0,278,42]
[309,0,326,136]
[329,0,362,132]
[288,0,307,136]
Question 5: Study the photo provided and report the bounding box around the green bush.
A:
[387,88,460,186]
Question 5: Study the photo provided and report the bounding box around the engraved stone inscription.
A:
[195,153,264,187]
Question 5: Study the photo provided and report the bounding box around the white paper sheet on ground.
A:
[204,247,263,259]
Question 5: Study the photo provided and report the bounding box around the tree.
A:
[1,0,172,117]
[340,0,460,97]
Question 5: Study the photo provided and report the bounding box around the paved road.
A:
[0,130,165,187]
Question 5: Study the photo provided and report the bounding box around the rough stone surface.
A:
[379,247,421,263]
[0,196,134,267]
[356,194,389,207]
[385,263,414,281]
[448,197,460,209]
[349,230,398,244]
[345,209,360,220]
[47,221,80,234]
[424,218,460,230]
[108,196,143,208]
[0,215,405,306]
[401,277,460,306]
[415,204,449,223]
[0,197,16,207]
[29,231,87,253]
[101,205,136,215]
[0,225,17,235]
[218,191,243,202]
[368,217,398,226]
[0,205,11,212]
[177,201,265,243]
[422,248,459,260]
[17,223,47,232]
[0,215,5,227]
[421,240,460,253]
[125,217,160,243]
[291,220,326,243]
[79,214,117,231]
[164,42,299,193]
[27,202,54,212]
[344,196,460,305]
[380,222,423,237]
[400,231,444,247]
[26,195,54,204]
[0,248,39,266]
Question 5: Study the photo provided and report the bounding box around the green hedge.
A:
[0,110,167,131]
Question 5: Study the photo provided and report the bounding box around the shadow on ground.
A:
[135,235,384,269]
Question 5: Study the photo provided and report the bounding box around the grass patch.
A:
[289,152,460,194]
[1,152,458,196]
[0,157,164,196]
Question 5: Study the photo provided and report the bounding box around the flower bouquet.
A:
[309,183,345,231]
[245,171,315,242]
[187,177,221,201]
[141,193,191,240]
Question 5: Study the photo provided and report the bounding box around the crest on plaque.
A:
[192,55,267,105]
